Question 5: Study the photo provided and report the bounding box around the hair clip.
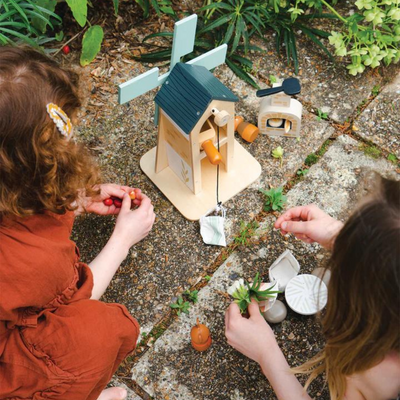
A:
[46,103,73,140]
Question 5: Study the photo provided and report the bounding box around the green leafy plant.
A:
[297,168,309,176]
[269,74,278,84]
[316,108,329,121]
[170,296,191,316]
[305,153,319,166]
[272,146,284,167]
[0,0,61,46]
[204,275,212,281]
[227,273,281,314]
[135,0,175,18]
[234,220,259,246]
[183,289,199,304]
[259,186,287,212]
[387,153,398,164]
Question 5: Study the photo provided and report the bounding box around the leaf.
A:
[197,2,233,12]
[80,25,104,66]
[197,13,232,35]
[65,0,87,27]
[225,58,259,88]
[55,30,64,41]
[113,0,118,15]
[142,31,173,42]
[31,0,56,33]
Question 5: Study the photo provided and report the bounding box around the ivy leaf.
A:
[80,25,104,66]
[65,0,87,27]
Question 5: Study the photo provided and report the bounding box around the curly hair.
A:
[0,46,100,217]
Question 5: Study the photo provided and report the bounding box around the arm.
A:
[225,301,311,400]
[89,193,155,300]
[274,204,344,250]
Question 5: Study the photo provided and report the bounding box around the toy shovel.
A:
[256,78,301,98]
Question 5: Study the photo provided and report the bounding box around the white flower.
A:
[227,278,246,296]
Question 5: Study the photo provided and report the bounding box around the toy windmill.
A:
[119,14,261,221]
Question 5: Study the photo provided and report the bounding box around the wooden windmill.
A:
[119,15,261,221]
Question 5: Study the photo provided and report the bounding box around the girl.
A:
[225,176,400,400]
[0,47,155,400]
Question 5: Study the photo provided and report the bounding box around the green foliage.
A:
[228,273,281,314]
[387,153,398,164]
[204,275,212,281]
[371,84,380,96]
[360,143,382,159]
[170,296,191,315]
[316,108,329,120]
[234,220,259,246]
[134,0,175,18]
[0,0,60,46]
[269,74,278,84]
[259,186,287,212]
[297,168,309,176]
[305,153,318,166]
[65,0,87,27]
[80,25,104,66]
[183,289,199,304]
[272,146,284,167]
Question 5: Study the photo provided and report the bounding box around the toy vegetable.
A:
[227,273,281,314]
[190,318,212,351]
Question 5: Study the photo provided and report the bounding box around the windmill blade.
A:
[187,44,228,71]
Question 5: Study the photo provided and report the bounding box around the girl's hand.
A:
[112,193,155,251]
[274,204,344,250]
[225,300,276,365]
[81,184,142,215]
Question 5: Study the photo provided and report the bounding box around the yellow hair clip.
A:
[46,103,73,140]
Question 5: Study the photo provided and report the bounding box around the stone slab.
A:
[130,134,397,400]
[109,378,143,400]
[72,61,334,334]
[355,73,400,158]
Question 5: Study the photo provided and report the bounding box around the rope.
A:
[216,125,221,207]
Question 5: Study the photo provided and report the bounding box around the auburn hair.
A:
[0,46,100,217]
[294,176,400,399]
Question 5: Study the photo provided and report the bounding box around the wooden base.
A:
[140,140,262,220]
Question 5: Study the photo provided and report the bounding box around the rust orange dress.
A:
[0,211,139,399]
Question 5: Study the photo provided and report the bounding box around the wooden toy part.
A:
[201,139,222,165]
[284,120,291,133]
[234,116,259,143]
[256,77,301,98]
[191,318,212,351]
[213,110,231,127]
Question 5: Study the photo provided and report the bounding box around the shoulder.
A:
[346,352,400,400]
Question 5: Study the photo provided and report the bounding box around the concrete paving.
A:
[130,135,397,400]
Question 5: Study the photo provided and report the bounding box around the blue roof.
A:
[155,62,238,135]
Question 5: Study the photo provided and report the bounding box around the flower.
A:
[227,278,246,296]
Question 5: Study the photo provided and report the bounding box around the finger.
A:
[120,193,131,213]
[248,300,263,320]
[274,207,304,228]
[227,302,242,322]
[280,220,311,236]
[138,195,152,211]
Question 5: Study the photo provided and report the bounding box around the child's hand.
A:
[225,300,276,365]
[112,193,155,250]
[274,204,344,249]
[83,184,142,215]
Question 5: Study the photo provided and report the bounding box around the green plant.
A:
[204,275,212,281]
[259,186,287,212]
[227,273,281,314]
[269,74,278,84]
[360,143,382,159]
[183,289,199,304]
[371,84,380,96]
[316,108,329,121]
[0,0,61,46]
[297,168,309,176]
[234,220,259,246]
[272,146,284,167]
[387,153,398,164]
[134,0,175,18]
[170,296,191,315]
[305,153,319,166]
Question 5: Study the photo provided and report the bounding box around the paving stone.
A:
[130,134,398,400]
[72,56,334,334]
[109,378,143,400]
[355,73,400,158]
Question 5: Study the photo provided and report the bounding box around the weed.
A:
[272,146,284,168]
[371,85,380,97]
[296,168,309,177]
[388,153,398,164]
[234,221,259,246]
[183,289,199,304]
[204,275,212,282]
[170,296,191,315]
[316,108,329,121]
[259,186,287,212]
[360,143,382,159]
[305,153,318,166]
[269,75,278,84]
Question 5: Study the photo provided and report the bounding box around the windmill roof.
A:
[155,62,238,135]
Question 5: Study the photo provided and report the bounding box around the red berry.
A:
[113,199,122,208]
[62,45,70,55]
[103,198,113,206]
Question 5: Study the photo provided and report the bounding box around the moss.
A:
[305,153,318,166]
[359,143,382,159]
